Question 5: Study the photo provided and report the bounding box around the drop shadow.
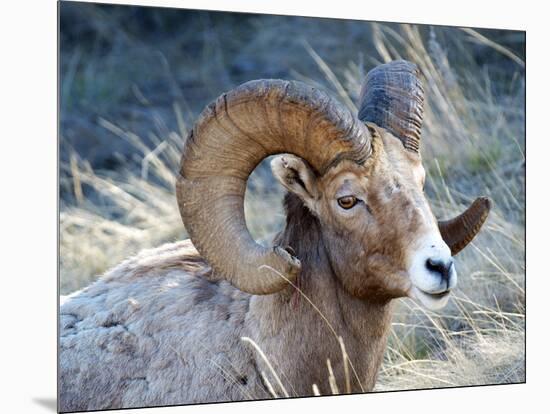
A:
[32,397,57,412]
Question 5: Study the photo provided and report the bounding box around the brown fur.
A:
[60,125,457,409]
[274,125,438,302]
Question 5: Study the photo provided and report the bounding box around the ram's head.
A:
[177,60,491,310]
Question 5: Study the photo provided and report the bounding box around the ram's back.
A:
[59,240,267,411]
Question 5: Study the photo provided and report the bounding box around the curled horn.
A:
[358,60,424,153]
[438,197,492,255]
[177,79,371,295]
[358,60,491,254]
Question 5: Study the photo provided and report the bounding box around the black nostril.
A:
[426,258,453,283]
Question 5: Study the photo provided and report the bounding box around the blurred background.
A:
[59,1,525,393]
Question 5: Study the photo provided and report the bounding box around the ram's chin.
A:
[410,286,451,310]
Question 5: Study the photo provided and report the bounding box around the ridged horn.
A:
[438,197,492,256]
[177,79,371,295]
[358,60,424,153]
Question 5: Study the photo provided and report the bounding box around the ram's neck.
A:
[245,194,393,396]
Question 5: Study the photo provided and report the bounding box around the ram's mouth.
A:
[410,286,452,310]
[422,289,451,299]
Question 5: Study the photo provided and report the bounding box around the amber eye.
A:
[337,195,358,210]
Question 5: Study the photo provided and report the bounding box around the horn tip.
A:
[476,196,493,211]
[274,245,302,274]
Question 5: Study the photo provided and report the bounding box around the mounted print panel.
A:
[58,1,525,412]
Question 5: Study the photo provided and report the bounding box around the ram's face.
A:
[272,128,456,310]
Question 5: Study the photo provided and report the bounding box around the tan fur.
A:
[278,125,438,303]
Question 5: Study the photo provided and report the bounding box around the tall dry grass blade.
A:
[461,28,525,68]
[173,101,188,140]
[69,152,84,205]
[371,24,392,63]
[312,384,321,396]
[469,244,525,294]
[261,371,279,398]
[326,359,340,395]
[141,141,168,180]
[301,39,357,112]
[241,337,290,398]
[338,336,351,394]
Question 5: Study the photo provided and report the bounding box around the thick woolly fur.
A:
[60,240,269,410]
[60,126,460,411]
[60,233,393,411]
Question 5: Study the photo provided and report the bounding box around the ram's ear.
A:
[271,154,320,208]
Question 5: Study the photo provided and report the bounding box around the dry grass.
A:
[60,11,525,394]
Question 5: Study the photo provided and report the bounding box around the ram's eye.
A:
[337,195,358,210]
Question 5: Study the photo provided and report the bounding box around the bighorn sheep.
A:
[59,60,491,412]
